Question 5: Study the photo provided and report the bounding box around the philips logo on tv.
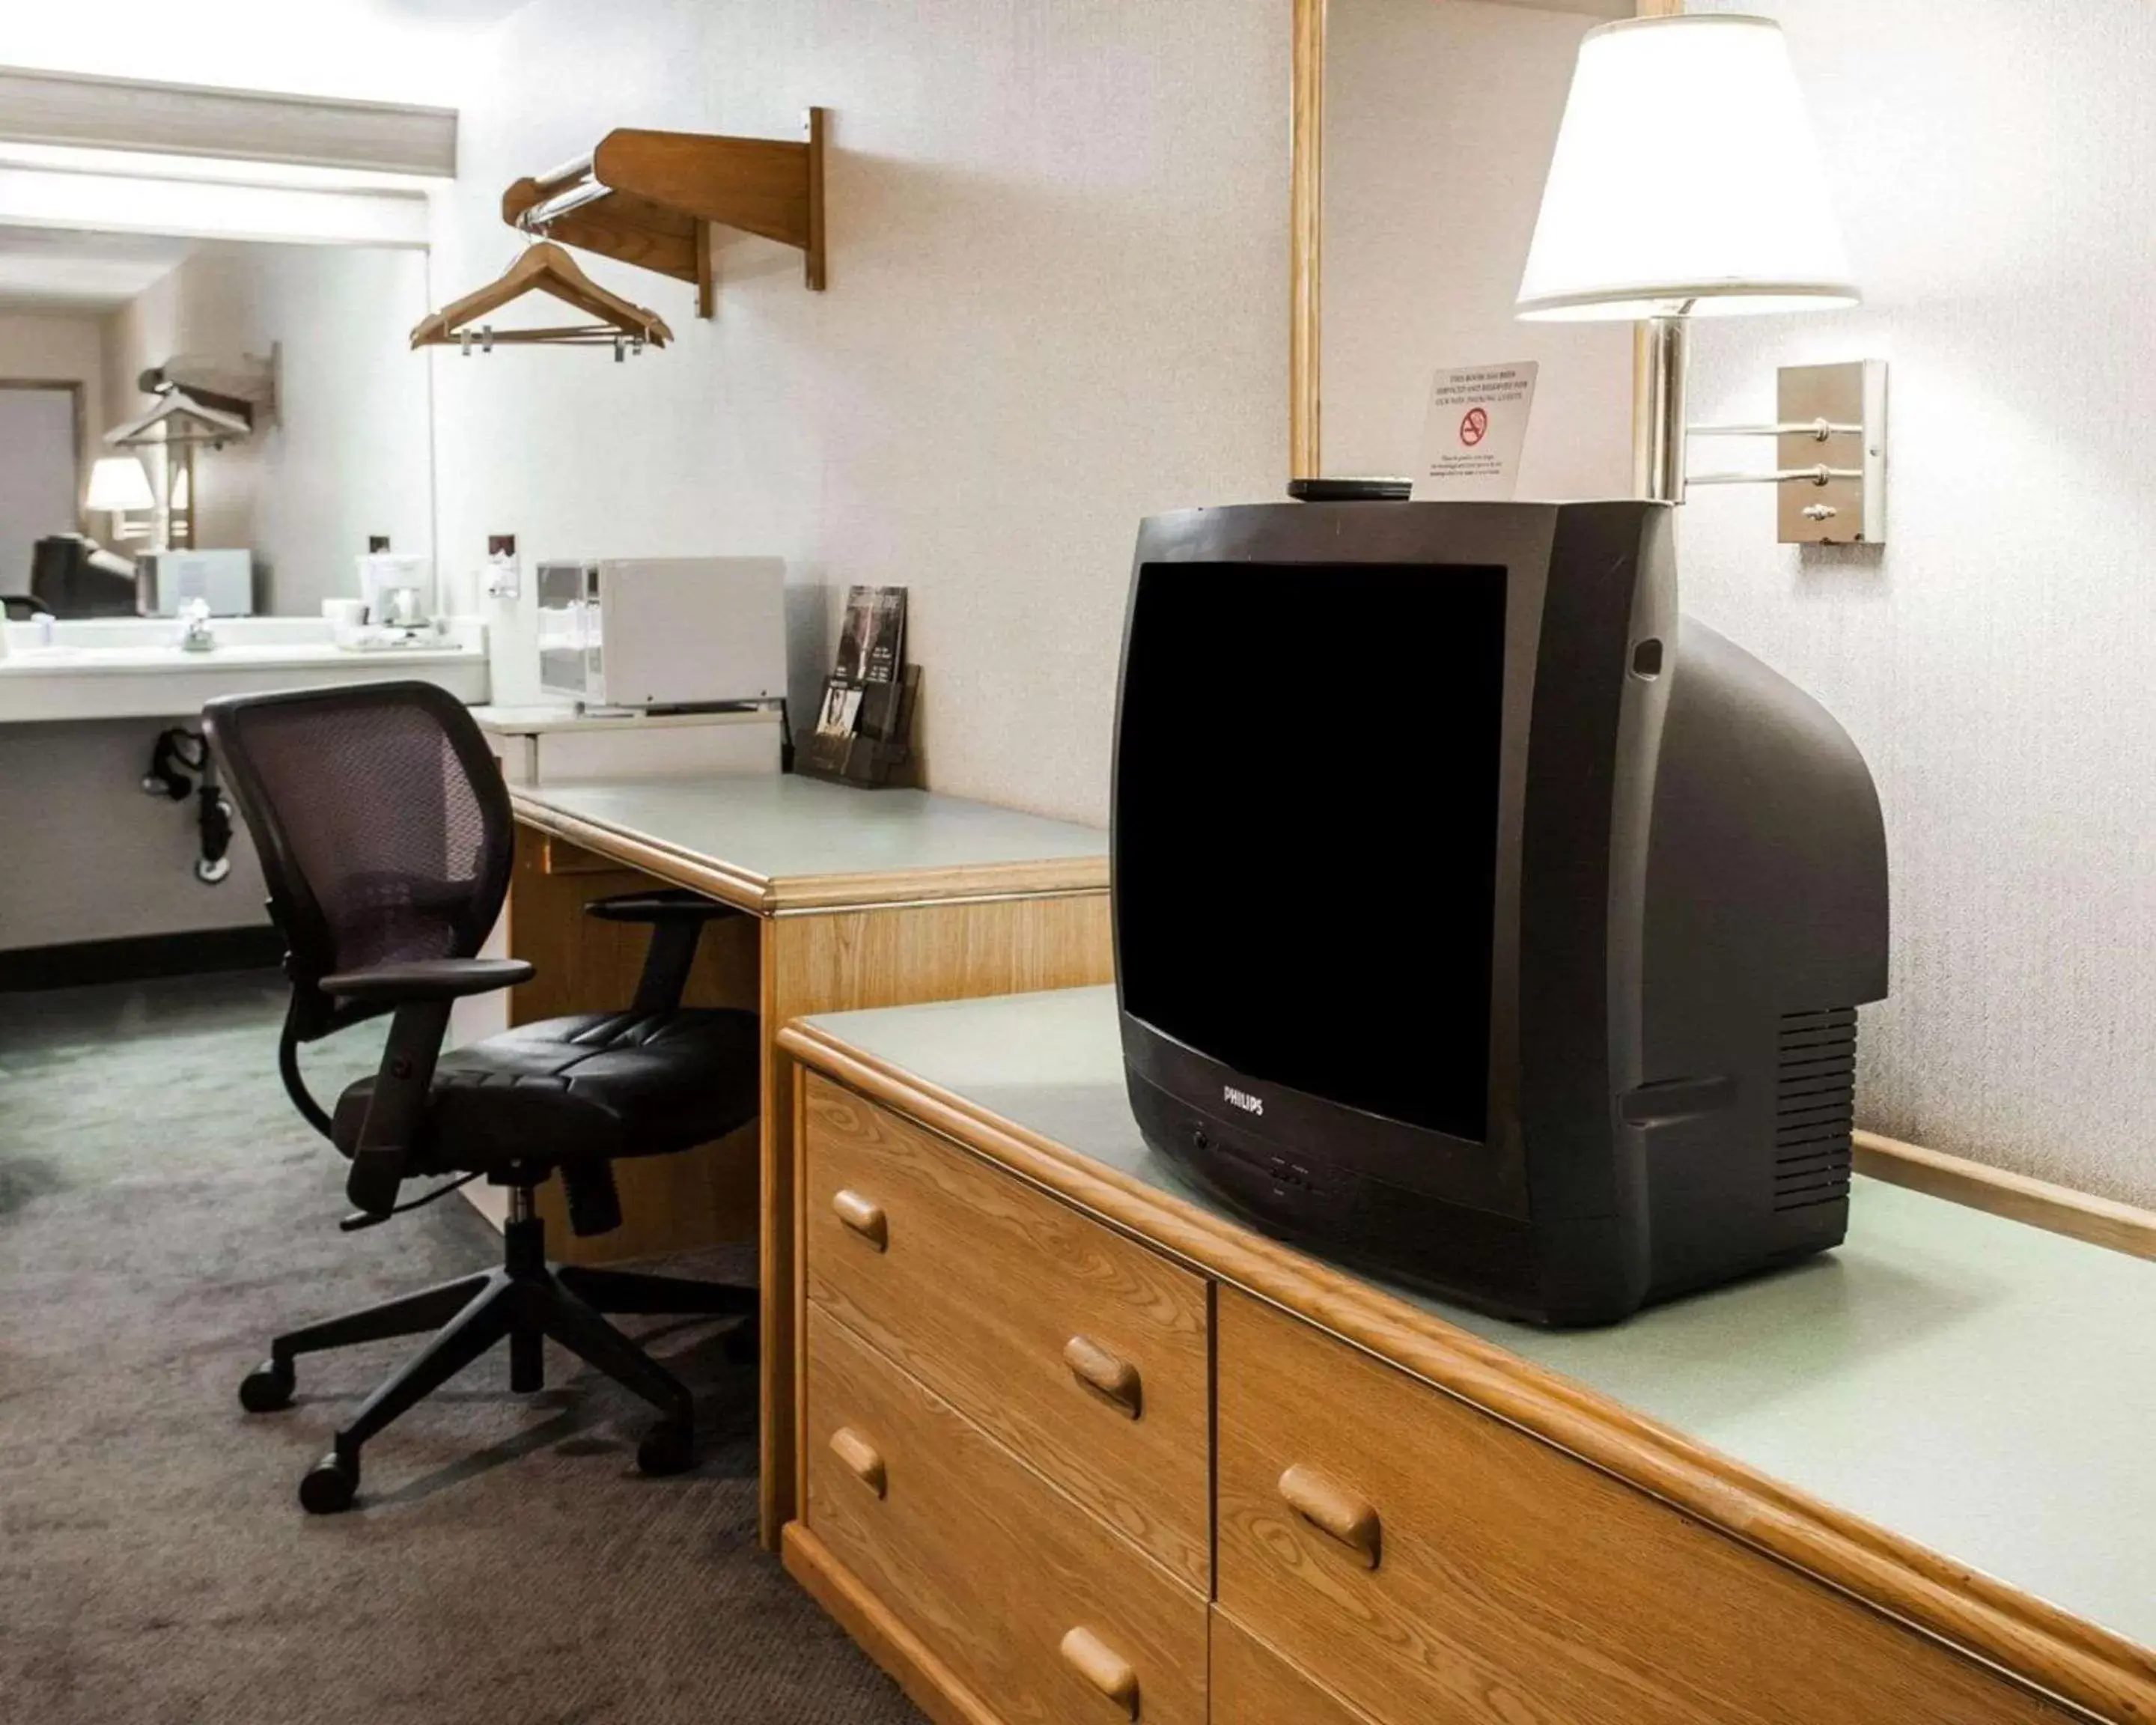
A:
[1223,1086,1264,1116]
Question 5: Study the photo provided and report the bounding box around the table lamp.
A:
[85,454,155,541]
[1516,13,1856,502]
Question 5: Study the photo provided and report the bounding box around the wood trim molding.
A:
[1289,0,1325,480]
[776,1017,2156,1725]
[0,64,456,177]
[1856,1131,2156,1262]
[511,793,772,910]
[509,791,1109,912]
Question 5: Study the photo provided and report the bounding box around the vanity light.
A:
[1516,13,1857,505]
[85,454,155,540]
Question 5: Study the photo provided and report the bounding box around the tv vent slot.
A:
[1774,1008,1856,1211]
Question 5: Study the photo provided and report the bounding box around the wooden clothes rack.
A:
[502,111,827,318]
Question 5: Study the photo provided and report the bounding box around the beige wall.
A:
[103,242,436,615]
[431,0,1287,819]
[1673,0,2156,1208]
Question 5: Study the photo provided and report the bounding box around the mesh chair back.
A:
[204,681,513,1035]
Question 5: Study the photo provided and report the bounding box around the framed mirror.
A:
[1290,0,1669,490]
[0,227,437,616]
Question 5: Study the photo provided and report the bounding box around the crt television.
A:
[1112,500,1888,1324]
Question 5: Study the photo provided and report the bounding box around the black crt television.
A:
[1112,500,1889,1324]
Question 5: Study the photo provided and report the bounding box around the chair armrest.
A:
[588,889,735,1014]
[319,958,535,1004]
[585,889,739,925]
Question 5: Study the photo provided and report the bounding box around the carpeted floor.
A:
[0,970,922,1725]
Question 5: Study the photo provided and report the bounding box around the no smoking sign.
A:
[1419,360,1538,499]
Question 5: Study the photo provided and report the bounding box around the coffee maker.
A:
[356,553,436,633]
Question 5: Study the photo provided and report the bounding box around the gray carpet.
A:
[0,971,922,1725]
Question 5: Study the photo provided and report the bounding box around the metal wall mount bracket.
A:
[1688,360,1887,544]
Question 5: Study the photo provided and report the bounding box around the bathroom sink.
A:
[0,617,490,723]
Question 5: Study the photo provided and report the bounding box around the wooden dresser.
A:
[776,989,2156,1725]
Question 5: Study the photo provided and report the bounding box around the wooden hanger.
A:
[106,386,254,450]
[409,241,674,351]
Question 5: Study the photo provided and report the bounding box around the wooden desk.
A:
[503,776,1112,1547]
[776,987,2156,1725]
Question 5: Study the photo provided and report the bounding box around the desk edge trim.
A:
[509,791,1109,910]
[777,1018,2156,1725]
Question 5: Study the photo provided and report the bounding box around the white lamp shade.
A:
[85,454,154,513]
[1517,14,1857,321]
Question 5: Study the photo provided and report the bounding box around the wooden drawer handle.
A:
[828,1426,886,1497]
[1059,1625,1139,1718]
[1279,1463,1381,1568]
[831,1189,888,1250]
[1063,1333,1143,1419]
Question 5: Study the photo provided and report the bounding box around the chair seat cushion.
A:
[332,1008,761,1176]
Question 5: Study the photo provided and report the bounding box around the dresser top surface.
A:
[797,984,2156,1652]
[510,774,1107,907]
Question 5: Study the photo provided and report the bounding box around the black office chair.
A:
[204,681,759,1513]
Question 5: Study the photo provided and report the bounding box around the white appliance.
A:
[356,553,436,629]
[537,556,787,711]
[135,549,253,618]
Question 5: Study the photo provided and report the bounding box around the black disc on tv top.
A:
[1287,477,1413,502]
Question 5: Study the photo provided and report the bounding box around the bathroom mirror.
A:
[0,225,436,616]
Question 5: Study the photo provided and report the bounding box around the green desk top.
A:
[800,985,2156,1653]
[512,775,1107,905]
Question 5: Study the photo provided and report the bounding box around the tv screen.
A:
[1115,561,1507,1144]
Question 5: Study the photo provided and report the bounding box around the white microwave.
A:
[536,556,787,711]
[136,548,254,618]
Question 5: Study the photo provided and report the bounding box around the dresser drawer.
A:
[803,1075,1211,1590]
[1215,1291,2071,1725]
[1211,1611,1376,1725]
[804,1304,1208,1725]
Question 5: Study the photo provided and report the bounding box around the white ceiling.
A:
[370,0,530,19]
[0,224,193,311]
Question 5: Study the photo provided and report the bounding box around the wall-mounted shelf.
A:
[502,109,826,318]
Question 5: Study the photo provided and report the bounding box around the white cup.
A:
[322,597,368,643]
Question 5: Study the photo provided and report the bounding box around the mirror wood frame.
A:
[1287,0,1680,485]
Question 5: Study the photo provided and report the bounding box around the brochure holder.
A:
[796,664,919,788]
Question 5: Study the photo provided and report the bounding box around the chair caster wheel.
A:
[238,1359,294,1413]
[299,1449,359,1515]
[722,1321,760,1366]
[637,1421,695,1477]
